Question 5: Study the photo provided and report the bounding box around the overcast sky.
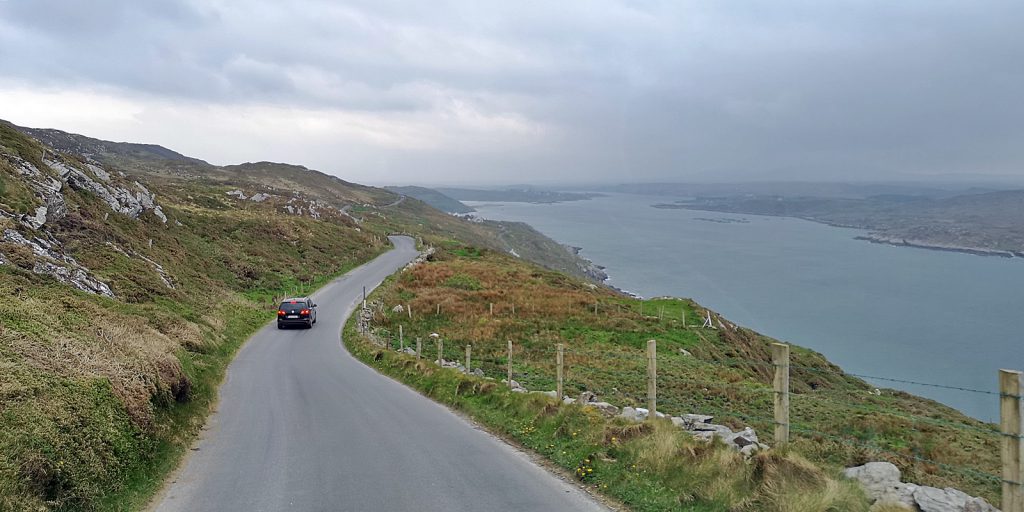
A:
[1,1,1022,186]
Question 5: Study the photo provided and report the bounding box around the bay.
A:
[466,193,1024,421]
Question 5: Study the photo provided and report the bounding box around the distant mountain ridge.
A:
[17,125,209,167]
[385,186,474,214]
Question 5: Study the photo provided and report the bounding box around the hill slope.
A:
[385,186,475,214]
[0,120,600,510]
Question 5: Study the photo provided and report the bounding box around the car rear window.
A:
[280,301,305,309]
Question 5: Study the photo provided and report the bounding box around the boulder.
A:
[843,462,917,509]
[913,487,968,512]
[562,396,576,405]
[725,427,758,448]
[578,391,596,403]
[587,402,619,416]
[619,407,642,422]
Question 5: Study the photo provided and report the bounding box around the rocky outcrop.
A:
[843,462,999,512]
[3,229,114,297]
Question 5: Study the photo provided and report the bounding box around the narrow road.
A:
[153,236,607,512]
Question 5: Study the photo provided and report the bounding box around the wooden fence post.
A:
[556,343,565,400]
[399,325,404,351]
[1001,369,1023,512]
[407,304,412,320]
[465,345,472,372]
[773,343,791,447]
[507,340,513,388]
[647,339,657,419]
[416,337,421,360]
[511,304,516,316]
[490,303,493,315]
[436,303,441,315]
[437,337,443,365]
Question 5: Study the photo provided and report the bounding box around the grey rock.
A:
[0,252,7,265]
[578,391,596,403]
[682,414,714,425]
[226,189,247,199]
[964,497,1000,512]
[28,206,48,229]
[153,206,167,224]
[471,368,484,377]
[844,462,918,509]
[33,261,114,297]
[913,486,971,512]
[540,390,557,398]
[587,402,619,416]
[739,443,760,457]
[562,396,576,405]
[725,427,758,447]
[86,163,111,182]
[250,193,272,202]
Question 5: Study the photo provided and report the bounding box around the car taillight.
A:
[301,309,310,315]
[278,310,285,315]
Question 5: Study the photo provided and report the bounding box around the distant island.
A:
[659,191,1024,257]
[437,186,603,204]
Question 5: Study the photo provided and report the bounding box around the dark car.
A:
[277,297,318,329]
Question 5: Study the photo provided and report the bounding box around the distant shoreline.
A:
[853,235,1023,258]
[664,203,1024,261]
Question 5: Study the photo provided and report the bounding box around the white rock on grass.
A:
[912,486,999,512]
[587,402,619,416]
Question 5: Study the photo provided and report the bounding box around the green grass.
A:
[344,314,870,511]
[360,246,1005,506]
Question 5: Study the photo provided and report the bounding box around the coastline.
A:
[853,234,1023,258]
[665,203,1024,260]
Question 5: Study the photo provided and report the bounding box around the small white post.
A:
[399,325,404,351]
[702,310,714,329]
[416,337,422,360]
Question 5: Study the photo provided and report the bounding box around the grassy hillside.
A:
[0,120,601,510]
[384,186,475,214]
[354,243,1004,508]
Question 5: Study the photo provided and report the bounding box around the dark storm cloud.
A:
[1,0,1022,184]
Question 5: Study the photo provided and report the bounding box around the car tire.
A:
[277,322,284,329]
[307,320,313,329]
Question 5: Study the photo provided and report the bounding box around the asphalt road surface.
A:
[153,236,607,512]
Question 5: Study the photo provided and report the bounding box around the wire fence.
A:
[365,300,1023,509]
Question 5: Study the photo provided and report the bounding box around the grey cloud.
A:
[1,0,1023,184]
